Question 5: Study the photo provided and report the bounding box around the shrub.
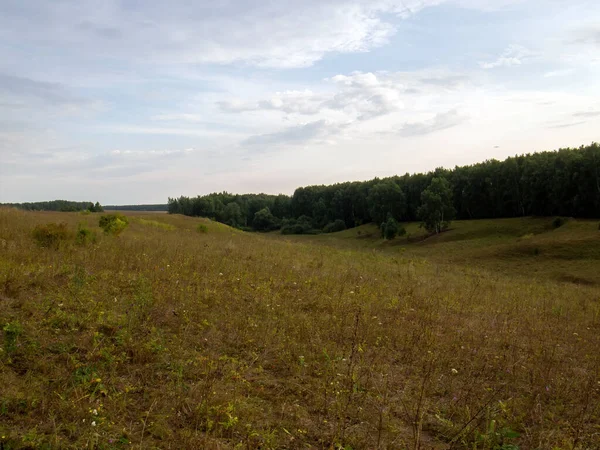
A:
[32,222,71,249]
[253,207,279,231]
[552,217,568,229]
[75,223,97,245]
[99,214,129,236]
[3,322,23,355]
[197,224,208,233]
[323,219,346,233]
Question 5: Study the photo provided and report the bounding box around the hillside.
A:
[1,209,599,449]
[276,217,600,286]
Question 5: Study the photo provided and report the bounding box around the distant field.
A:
[1,209,599,449]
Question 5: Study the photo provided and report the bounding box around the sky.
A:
[0,0,599,204]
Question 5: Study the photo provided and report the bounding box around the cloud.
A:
[543,69,575,78]
[479,45,533,69]
[0,73,90,108]
[547,121,587,129]
[243,120,347,147]
[0,0,444,70]
[218,90,324,115]
[326,72,405,119]
[398,110,467,136]
[572,111,600,118]
[573,26,600,46]
[218,70,470,122]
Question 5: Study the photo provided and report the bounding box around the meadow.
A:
[1,208,599,449]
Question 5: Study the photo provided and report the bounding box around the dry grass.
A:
[1,208,599,449]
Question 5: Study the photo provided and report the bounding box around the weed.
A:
[99,214,129,235]
[32,223,71,249]
[197,223,208,233]
[2,322,23,355]
[75,223,97,245]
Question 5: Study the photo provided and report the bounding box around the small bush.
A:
[75,223,97,245]
[552,217,568,229]
[3,322,23,355]
[197,224,208,233]
[32,223,71,249]
[99,214,129,236]
[280,216,318,235]
[323,219,346,233]
[381,217,405,240]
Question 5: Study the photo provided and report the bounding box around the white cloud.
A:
[398,109,467,136]
[243,120,349,148]
[0,0,445,70]
[543,68,575,78]
[479,45,533,69]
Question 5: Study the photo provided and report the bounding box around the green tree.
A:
[253,207,278,231]
[323,219,346,233]
[223,202,243,227]
[417,177,455,234]
[368,180,406,224]
[380,216,405,240]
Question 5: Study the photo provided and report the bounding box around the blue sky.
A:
[1,0,599,204]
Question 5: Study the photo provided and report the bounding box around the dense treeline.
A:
[168,143,600,232]
[168,193,291,230]
[1,200,103,212]
[105,204,168,212]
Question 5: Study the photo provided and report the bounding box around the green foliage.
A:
[2,200,101,212]
[367,180,406,224]
[3,322,23,355]
[88,201,104,213]
[75,223,97,245]
[99,214,129,236]
[197,223,208,233]
[323,219,347,233]
[168,192,291,231]
[32,222,71,249]
[418,177,455,234]
[552,217,567,228]
[380,216,405,240]
[223,202,244,228]
[252,207,279,231]
[167,144,600,236]
[281,215,318,235]
[104,204,168,211]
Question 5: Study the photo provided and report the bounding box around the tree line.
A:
[2,200,104,212]
[169,143,600,234]
[104,204,168,212]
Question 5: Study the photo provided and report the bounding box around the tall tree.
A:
[417,177,455,234]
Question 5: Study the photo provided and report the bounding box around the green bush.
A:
[3,322,23,355]
[552,217,568,229]
[197,223,208,233]
[32,222,71,249]
[99,214,129,236]
[280,216,319,235]
[380,217,406,240]
[75,223,97,245]
[323,219,346,233]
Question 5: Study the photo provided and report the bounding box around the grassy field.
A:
[1,209,599,449]
[276,217,600,286]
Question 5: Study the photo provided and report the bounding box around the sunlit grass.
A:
[1,208,599,449]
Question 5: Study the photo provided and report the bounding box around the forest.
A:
[104,204,168,212]
[1,200,103,212]
[167,143,600,233]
